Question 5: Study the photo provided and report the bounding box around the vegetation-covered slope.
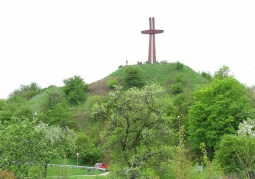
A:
[89,62,208,96]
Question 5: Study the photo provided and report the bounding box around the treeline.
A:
[1,63,255,179]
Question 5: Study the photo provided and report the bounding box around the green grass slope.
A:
[28,62,208,115]
[29,86,64,111]
[106,62,208,93]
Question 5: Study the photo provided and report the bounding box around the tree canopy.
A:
[188,77,250,155]
[124,66,146,89]
[63,75,88,104]
[92,84,172,178]
[0,118,75,178]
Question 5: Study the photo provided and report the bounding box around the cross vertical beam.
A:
[141,17,164,64]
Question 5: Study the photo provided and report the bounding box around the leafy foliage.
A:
[8,82,41,100]
[0,118,45,178]
[124,66,146,89]
[0,118,75,178]
[170,127,192,179]
[175,61,184,70]
[92,84,171,178]
[63,75,88,104]
[237,118,255,137]
[0,96,33,122]
[170,75,184,95]
[107,79,118,89]
[75,133,102,165]
[214,134,255,178]
[188,77,250,155]
[213,65,233,79]
[34,122,76,177]
[38,89,74,128]
[201,71,213,81]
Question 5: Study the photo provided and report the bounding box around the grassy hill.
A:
[28,62,209,128]
[88,62,208,96]
[30,62,208,108]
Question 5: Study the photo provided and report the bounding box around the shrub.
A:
[175,61,184,70]
[8,82,41,100]
[107,79,118,89]
[201,71,212,81]
[171,82,184,95]
[85,95,105,115]
[75,133,103,165]
[63,75,88,104]
[214,134,255,178]
[124,66,146,89]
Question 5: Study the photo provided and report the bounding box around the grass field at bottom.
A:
[46,166,107,179]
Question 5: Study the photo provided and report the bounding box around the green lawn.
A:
[46,166,107,178]
[28,158,107,179]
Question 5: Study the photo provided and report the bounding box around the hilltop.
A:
[87,62,208,96]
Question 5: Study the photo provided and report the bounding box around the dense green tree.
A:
[0,118,44,178]
[188,77,250,156]
[92,84,172,178]
[63,75,88,104]
[34,122,76,178]
[124,66,146,89]
[214,134,255,178]
[75,132,102,165]
[0,96,33,122]
[8,82,41,100]
[0,118,75,178]
[38,89,75,128]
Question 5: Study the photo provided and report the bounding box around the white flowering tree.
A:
[92,84,172,179]
[214,118,255,178]
[0,118,75,179]
[237,118,255,137]
[35,122,76,177]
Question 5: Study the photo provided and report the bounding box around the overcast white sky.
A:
[1,0,255,99]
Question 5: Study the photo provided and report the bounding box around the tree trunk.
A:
[43,162,48,178]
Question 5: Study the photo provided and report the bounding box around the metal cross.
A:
[141,17,164,64]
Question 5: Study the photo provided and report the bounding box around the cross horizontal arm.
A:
[141,29,164,34]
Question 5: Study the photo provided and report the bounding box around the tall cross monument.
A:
[141,17,164,64]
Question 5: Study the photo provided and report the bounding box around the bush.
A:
[124,66,146,89]
[171,82,184,95]
[75,133,103,165]
[63,75,88,104]
[214,134,255,178]
[201,71,212,81]
[39,90,75,128]
[85,95,105,115]
[107,79,118,89]
[8,82,41,100]
[175,61,184,70]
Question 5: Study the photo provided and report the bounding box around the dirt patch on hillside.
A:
[87,78,111,96]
